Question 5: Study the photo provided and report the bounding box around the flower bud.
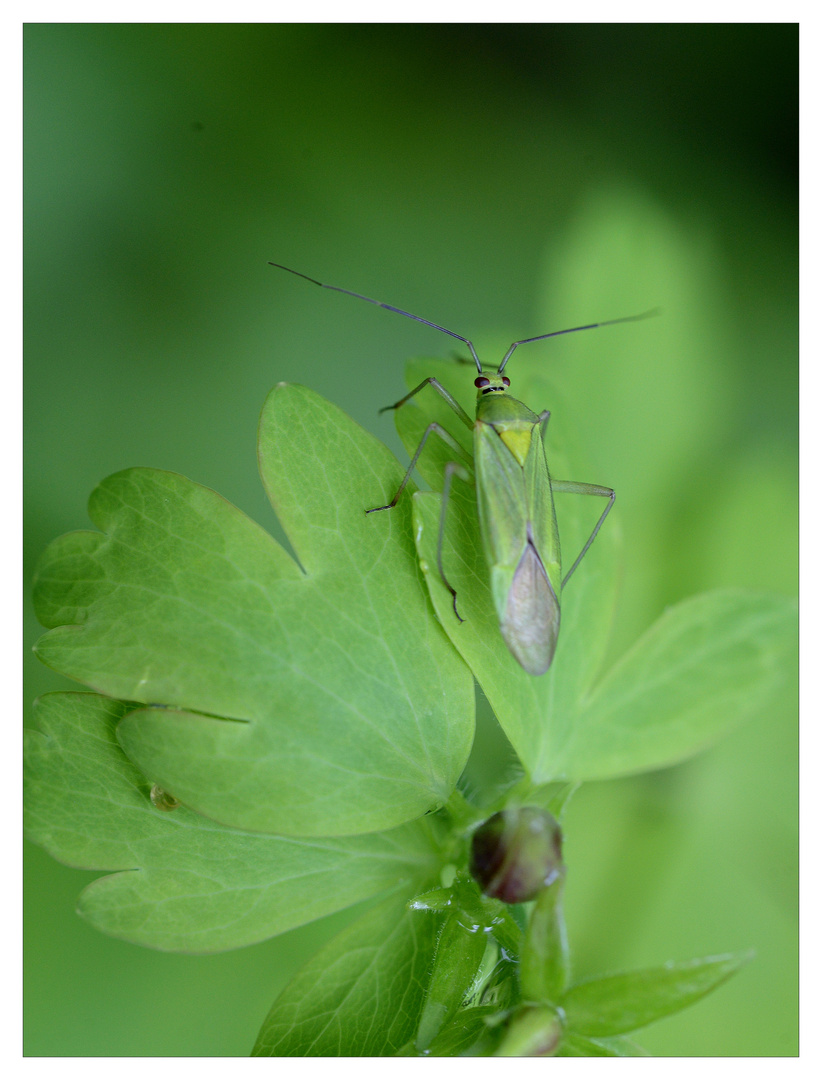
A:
[470,807,563,904]
[495,1004,564,1057]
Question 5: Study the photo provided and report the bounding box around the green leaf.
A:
[33,384,474,837]
[561,952,753,1037]
[421,1005,503,1057]
[24,693,441,952]
[252,891,438,1056]
[512,781,580,821]
[560,590,797,779]
[558,1032,648,1056]
[416,911,488,1050]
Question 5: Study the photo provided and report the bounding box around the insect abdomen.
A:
[495,540,560,676]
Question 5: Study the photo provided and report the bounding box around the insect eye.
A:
[475,377,491,388]
[502,377,510,388]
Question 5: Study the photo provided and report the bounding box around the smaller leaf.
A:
[410,873,523,977]
[444,872,524,960]
[416,912,488,1051]
[468,954,519,1013]
[561,952,753,1037]
[407,886,452,913]
[511,781,580,821]
[558,1032,648,1056]
[560,590,797,781]
[252,892,438,1056]
[421,1005,504,1057]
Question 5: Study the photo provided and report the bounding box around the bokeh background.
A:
[24,24,797,1056]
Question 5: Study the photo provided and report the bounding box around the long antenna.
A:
[497,308,660,374]
[269,262,483,372]
[270,262,658,376]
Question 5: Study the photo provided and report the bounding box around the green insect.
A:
[271,262,655,676]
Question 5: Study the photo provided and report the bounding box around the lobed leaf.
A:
[33,385,474,837]
[24,692,441,952]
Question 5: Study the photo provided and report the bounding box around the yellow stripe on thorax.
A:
[498,427,532,467]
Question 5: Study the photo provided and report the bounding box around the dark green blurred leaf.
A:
[33,385,474,837]
[24,692,440,952]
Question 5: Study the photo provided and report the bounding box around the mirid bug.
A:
[270,262,656,675]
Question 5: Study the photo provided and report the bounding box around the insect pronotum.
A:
[271,262,656,676]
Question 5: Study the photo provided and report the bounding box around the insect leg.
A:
[379,377,474,430]
[437,460,472,622]
[366,422,473,514]
[551,480,616,588]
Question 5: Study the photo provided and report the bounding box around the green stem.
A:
[520,873,569,1003]
[443,786,479,829]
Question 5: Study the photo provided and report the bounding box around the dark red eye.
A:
[502,376,510,387]
[475,376,490,388]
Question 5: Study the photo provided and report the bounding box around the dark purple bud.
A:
[470,807,563,903]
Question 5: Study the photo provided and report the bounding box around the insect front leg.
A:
[379,377,474,429]
[366,422,473,514]
[437,460,472,622]
[371,375,475,620]
[551,480,616,588]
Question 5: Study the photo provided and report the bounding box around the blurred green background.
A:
[24,24,797,1056]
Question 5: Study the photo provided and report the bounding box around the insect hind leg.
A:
[551,480,615,587]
